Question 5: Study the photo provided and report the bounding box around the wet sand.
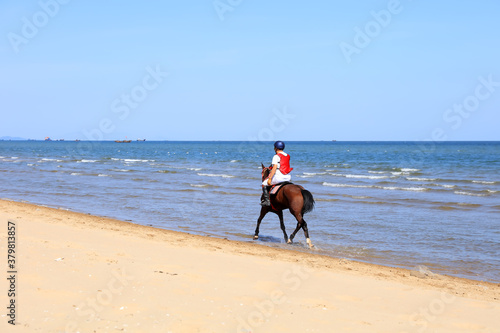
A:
[0,199,498,332]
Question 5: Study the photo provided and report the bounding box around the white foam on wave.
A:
[230,160,239,163]
[303,172,328,176]
[401,168,420,172]
[407,177,437,181]
[323,182,429,192]
[323,182,372,189]
[438,184,456,188]
[98,174,110,177]
[472,180,496,185]
[190,184,209,188]
[198,173,235,178]
[345,174,389,180]
[70,172,82,176]
[188,168,202,171]
[123,159,153,163]
[382,186,428,192]
[42,158,57,161]
[391,172,410,176]
[329,173,388,180]
[454,191,487,197]
[80,159,98,163]
[368,171,387,174]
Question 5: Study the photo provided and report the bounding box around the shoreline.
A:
[1,197,497,285]
[0,198,499,332]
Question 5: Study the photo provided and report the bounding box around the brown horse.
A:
[254,163,315,248]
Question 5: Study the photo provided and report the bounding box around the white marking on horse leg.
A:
[306,238,314,248]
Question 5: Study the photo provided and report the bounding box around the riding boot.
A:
[261,186,271,206]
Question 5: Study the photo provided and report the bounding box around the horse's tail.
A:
[301,189,315,215]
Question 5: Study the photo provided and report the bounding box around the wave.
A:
[433,184,456,189]
[70,173,82,176]
[323,183,371,189]
[79,159,98,163]
[189,184,220,188]
[157,170,177,174]
[230,160,239,163]
[454,191,488,197]
[187,168,202,171]
[329,173,389,180]
[472,180,497,185]
[97,174,110,177]
[345,174,389,180]
[123,159,154,163]
[407,177,437,181]
[391,171,410,176]
[197,173,235,178]
[322,182,429,192]
[303,172,328,176]
[382,186,428,192]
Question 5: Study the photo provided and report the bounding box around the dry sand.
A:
[0,199,498,332]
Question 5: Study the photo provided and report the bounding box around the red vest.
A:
[277,153,293,175]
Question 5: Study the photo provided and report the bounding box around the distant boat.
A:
[115,140,132,143]
[137,138,146,141]
[44,137,52,141]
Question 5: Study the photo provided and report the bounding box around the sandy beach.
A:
[0,198,498,332]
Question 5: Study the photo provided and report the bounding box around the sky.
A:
[1,0,499,141]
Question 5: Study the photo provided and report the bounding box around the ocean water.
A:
[1,141,499,282]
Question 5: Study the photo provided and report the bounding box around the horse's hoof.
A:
[306,238,314,249]
[253,235,259,240]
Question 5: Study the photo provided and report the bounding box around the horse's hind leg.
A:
[302,220,313,248]
[254,207,269,240]
[277,211,288,243]
[288,213,313,248]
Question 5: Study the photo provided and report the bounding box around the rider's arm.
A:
[267,164,278,185]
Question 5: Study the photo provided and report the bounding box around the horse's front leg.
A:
[277,210,288,243]
[254,207,269,240]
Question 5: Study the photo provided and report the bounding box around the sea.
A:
[0,141,499,282]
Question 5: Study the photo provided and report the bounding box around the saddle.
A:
[269,182,293,196]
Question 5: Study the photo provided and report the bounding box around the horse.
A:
[254,163,315,248]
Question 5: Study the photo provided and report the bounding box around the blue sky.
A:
[1,0,499,141]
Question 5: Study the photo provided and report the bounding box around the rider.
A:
[261,141,293,206]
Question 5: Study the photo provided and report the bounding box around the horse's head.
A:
[261,163,271,181]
